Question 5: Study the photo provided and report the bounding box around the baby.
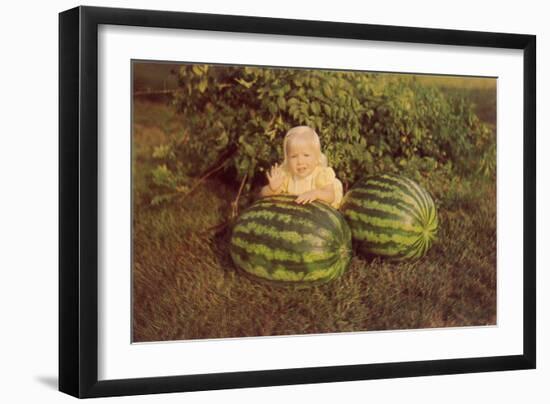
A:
[260,126,343,209]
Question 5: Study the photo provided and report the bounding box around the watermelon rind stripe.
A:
[359,236,428,258]
[348,187,424,224]
[233,222,328,249]
[235,215,332,242]
[402,176,432,217]
[230,232,343,270]
[375,175,428,219]
[344,207,423,234]
[342,174,438,260]
[230,195,352,283]
[252,200,342,234]
[232,222,333,254]
[361,179,427,222]
[244,203,318,224]
[230,242,342,276]
[344,195,422,225]
[312,200,347,231]
[349,224,422,245]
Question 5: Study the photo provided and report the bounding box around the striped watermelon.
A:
[341,174,438,260]
[230,195,352,284]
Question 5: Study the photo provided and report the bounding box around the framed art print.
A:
[59,6,536,398]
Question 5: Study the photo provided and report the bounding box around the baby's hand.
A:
[295,190,319,205]
[266,163,285,192]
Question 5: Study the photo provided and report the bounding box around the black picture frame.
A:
[59,5,536,399]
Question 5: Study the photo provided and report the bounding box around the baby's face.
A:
[286,138,318,178]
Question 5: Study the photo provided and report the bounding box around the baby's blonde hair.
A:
[282,126,328,170]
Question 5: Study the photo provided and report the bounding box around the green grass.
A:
[132,100,496,342]
[415,75,497,123]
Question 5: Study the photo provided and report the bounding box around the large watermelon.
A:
[230,195,352,284]
[341,174,438,260]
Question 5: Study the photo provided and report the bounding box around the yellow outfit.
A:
[279,166,343,209]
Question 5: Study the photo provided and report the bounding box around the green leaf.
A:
[242,142,255,156]
[311,101,321,115]
[164,64,494,204]
[150,193,177,206]
[152,144,172,159]
[198,79,208,93]
[277,97,286,111]
[192,65,204,76]
[234,78,254,88]
[365,151,373,163]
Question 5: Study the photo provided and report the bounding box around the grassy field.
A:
[415,76,497,124]
[132,95,496,342]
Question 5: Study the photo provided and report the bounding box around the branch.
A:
[199,174,248,237]
[230,174,248,219]
[133,89,176,96]
[179,157,231,200]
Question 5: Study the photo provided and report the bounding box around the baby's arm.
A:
[315,183,336,204]
[295,184,335,205]
[260,164,285,197]
[260,184,280,197]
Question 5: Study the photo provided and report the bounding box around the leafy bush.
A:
[150,64,494,202]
